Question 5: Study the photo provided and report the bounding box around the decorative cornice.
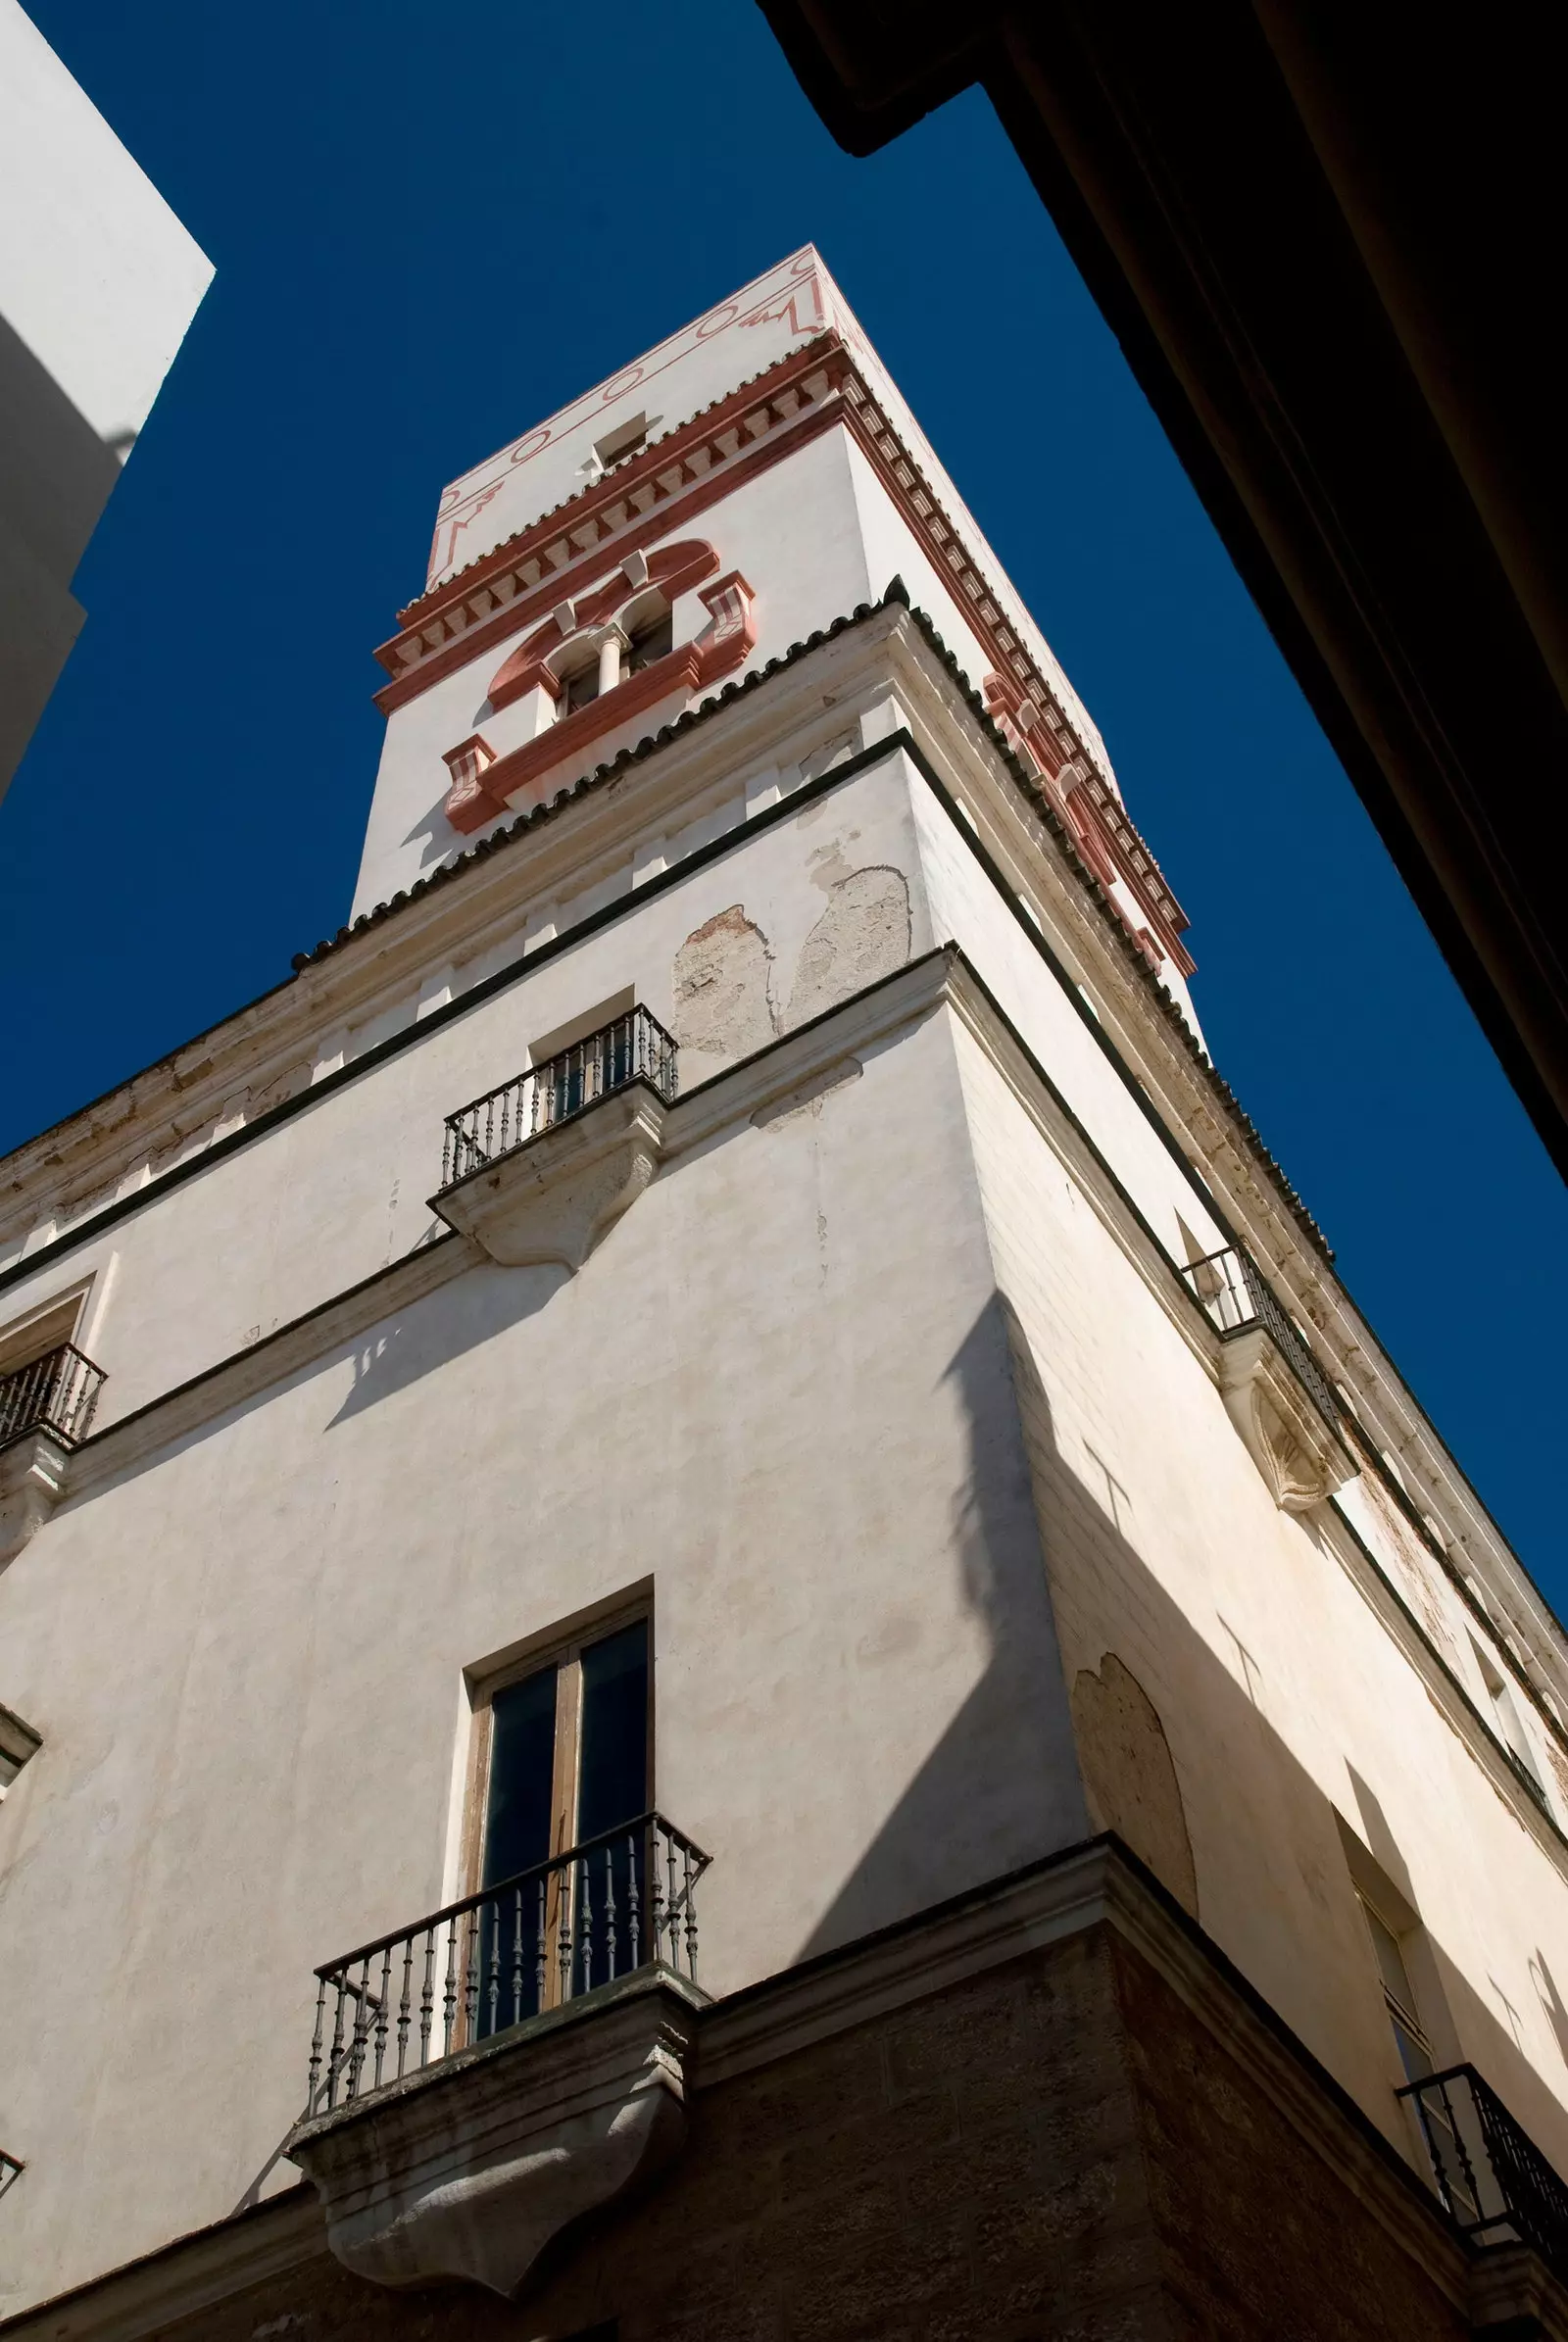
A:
[372,341,846,712]
[370,336,1188,971]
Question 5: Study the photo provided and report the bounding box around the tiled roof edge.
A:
[305,579,1331,1260]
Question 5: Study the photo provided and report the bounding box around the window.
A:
[623,606,672,675]
[1357,1891,1433,2083]
[1471,1638,1546,1803]
[468,1615,650,2028]
[594,413,651,470]
[0,1282,88,1382]
[0,1703,41,1801]
[564,657,602,715]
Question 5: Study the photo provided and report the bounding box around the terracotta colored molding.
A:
[372,336,1188,954]
[486,541,720,714]
[443,572,756,835]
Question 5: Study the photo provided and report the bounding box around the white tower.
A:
[2,251,1567,2339]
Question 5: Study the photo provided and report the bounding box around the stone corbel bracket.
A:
[0,1430,72,1572]
[428,1084,666,1271]
[288,1970,704,2300]
[1217,1328,1357,1513]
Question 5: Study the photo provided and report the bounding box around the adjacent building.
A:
[2,249,1567,2341]
[0,0,213,804]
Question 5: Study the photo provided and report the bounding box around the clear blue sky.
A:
[5,0,1564,1613]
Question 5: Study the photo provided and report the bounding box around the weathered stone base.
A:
[9,1840,1558,2342]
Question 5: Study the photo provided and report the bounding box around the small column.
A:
[597,631,624,700]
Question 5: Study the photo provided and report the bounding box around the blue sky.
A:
[5,0,1564,1611]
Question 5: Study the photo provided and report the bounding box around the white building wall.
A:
[954,1023,1568,2163]
[0,988,1085,2311]
[0,0,212,800]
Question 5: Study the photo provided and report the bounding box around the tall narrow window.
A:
[1471,1637,1546,1804]
[1357,1891,1433,2083]
[473,1616,650,2030]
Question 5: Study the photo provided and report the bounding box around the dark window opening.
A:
[624,608,673,675]
[476,1618,650,2033]
[564,660,601,714]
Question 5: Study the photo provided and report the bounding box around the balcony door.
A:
[475,1616,649,2030]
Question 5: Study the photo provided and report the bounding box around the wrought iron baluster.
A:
[578,1856,594,1996]
[512,1884,525,2029]
[347,1958,371,2100]
[682,1842,699,1977]
[1441,2076,1486,2224]
[487,1894,501,2037]
[535,1878,548,2007]
[626,1831,641,1970]
[605,1843,618,1981]
[373,1946,392,2088]
[464,1911,479,2044]
[326,1976,347,2111]
[665,1827,678,1968]
[442,1918,459,2055]
[649,1822,666,1966]
[558,1868,573,1999]
[418,1927,435,2067]
[308,1976,327,2108]
[397,1938,414,2077]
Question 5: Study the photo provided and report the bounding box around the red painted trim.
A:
[372,391,844,717]
[486,540,720,713]
[443,572,757,835]
[393,337,848,632]
[374,332,1190,965]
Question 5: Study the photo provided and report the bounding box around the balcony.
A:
[429,1006,679,1272]
[306,1811,708,2115]
[1399,2065,1568,2285]
[1178,1245,1354,1511]
[0,1342,105,1451]
[288,1813,710,2299]
[1,1342,107,1569]
[439,1005,678,1191]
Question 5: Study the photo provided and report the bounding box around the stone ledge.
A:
[0,1427,72,1572]
[429,1085,667,1271]
[286,1968,704,2300]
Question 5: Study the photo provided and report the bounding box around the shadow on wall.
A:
[798,1292,1091,1962]
[798,1282,1568,2178]
[327,1257,566,1427]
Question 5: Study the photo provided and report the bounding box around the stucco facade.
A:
[0,0,212,804]
[2,255,1567,2335]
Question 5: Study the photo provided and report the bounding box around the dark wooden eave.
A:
[756,0,1568,1181]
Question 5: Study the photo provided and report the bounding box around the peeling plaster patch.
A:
[670,905,777,1068]
[752,1057,863,1131]
[786,867,911,1028]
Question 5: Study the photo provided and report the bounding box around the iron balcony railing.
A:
[440,1006,678,1191]
[0,2147,22,2203]
[0,1342,106,1452]
[1178,1244,1341,1431]
[307,1811,710,2116]
[1399,2064,1568,2279]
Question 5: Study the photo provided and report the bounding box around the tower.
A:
[3,249,1567,2339]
